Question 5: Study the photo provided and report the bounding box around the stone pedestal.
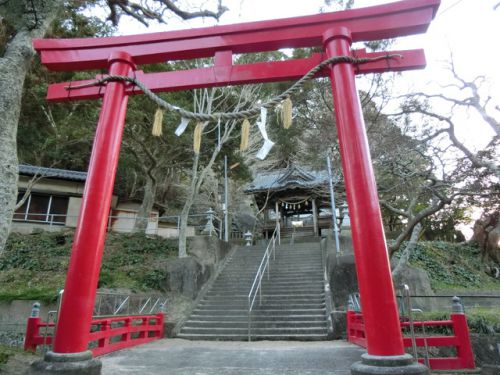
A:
[26,351,101,375]
[482,365,500,375]
[351,353,428,375]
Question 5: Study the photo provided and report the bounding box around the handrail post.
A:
[267,253,270,280]
[259,279,262,305]
[248,297,252,342]
[403,285,418,362]
[272,237,276,261]
[278,222,281,245]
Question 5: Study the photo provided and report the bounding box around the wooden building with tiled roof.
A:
[245,164,343,239]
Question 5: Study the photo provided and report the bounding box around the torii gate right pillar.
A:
[324,27,428,375]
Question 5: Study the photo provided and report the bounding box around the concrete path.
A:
[101,339,365,375]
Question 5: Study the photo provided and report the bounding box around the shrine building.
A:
[245,164,343,239]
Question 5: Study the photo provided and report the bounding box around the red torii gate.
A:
[32,0,440,373]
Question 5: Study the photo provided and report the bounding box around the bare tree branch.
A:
[15,172,45,210]
[388,198,448,256]
[106,0,228,26]
[402,107,499,177]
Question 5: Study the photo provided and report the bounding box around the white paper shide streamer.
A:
[175,117,190,136]
[255,107,275,160]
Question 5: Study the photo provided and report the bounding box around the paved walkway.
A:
[101,339,365,375]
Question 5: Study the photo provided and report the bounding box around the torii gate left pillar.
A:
[31,1,439,374]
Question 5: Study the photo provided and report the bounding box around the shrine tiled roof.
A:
[19,164,87,182]
[245,164,333,193]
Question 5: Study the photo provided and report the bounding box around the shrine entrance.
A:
[31,1,440,374]
[245,164,341,239]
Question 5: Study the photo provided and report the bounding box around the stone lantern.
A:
[244,231,253,246]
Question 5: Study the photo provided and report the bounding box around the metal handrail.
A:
[139,297,152,314]
[402,284,418,361]
[113,296,130,315]
[411,308,430,368]
[348,293,362,312]
[402,284,430,367]
[247,222,280,342]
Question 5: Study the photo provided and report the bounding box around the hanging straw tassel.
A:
[240,118,250,151]
[281,97,293,129]
[193,122,203,154]
[152,108,164,137]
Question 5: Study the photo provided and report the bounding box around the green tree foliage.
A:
[17,4,115,170]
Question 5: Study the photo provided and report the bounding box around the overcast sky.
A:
[120,0,499,87]
[116,0,499,146]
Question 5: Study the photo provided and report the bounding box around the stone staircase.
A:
[177,239,329,340]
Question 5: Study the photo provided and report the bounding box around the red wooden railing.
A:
[24,316,55,352]
[24,313,164,356]
[346,310,475,370]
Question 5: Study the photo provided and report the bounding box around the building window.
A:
[14,193,69,225]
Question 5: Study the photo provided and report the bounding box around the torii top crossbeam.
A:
[31,1,441,372]
[35,0,438,70]
[35,0,439,101]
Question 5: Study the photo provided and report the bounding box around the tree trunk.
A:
[0,2,60,253]
[178,153,200,257]
[178,140,222,257]
[392,223,421,280]
[133,177,157,233]
[0,32,38,253]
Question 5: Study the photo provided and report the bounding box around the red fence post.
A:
[346,310,353,343]
[24,317,41,352]
[24,302,42,352]
[98,319,110,351]
[451,298,475,369]
[122,317,131,344]
[156,313,165,338]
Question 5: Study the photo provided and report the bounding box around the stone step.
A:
[231,258,322,262]
[228,263,321,267]
[198,297,326,305]
[207,291,323,298]
[204,291,324,304]
[232,251,321,257]
[184,321,328,328]
[175,333,328,341]
[218,279,323,284]
[188,314,327,322]
[196,302,326,309]
[197,301,325,312]
[204,293,325,300]
[191,308,326,316]
[202,293,325,299]
[210,284,323,294]
[217,273,323,279]
[179,327,328,335]
[221,270,322,276]
[214,278,324,285]
[215,278,324,284]
[207,288,324,294]
[220,270,323,277]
